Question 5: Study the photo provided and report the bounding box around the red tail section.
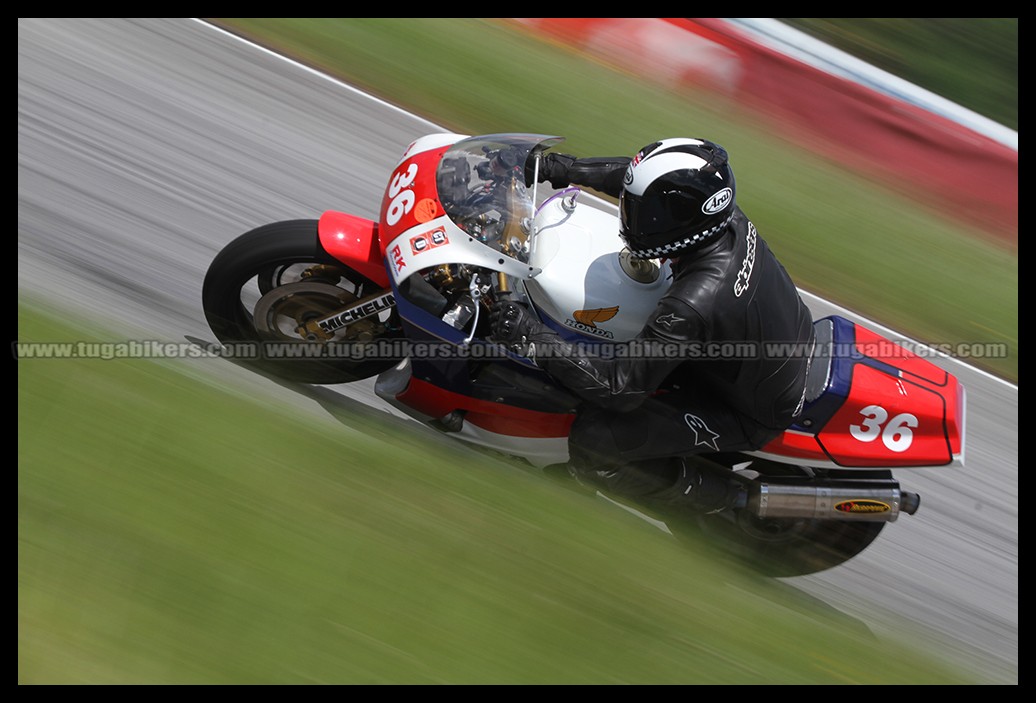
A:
[760,319,965,469]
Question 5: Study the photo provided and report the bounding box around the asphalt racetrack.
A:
[18,19,1018,684]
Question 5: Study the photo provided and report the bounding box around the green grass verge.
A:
[780,18,1017,130]
[17,302,978,683]
[209,18,1017,383]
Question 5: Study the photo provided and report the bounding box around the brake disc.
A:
[252,281,358,342]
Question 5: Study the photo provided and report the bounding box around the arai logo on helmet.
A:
[703,187,733,215]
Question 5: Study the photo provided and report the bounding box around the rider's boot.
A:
[643,457,746,515]
[569,457,746,515]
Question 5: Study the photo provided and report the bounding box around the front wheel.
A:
[202,220,402,384]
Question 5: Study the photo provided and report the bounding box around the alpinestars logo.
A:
[684,413,720,451]
[733,222,757,298]
[655,312,683,330]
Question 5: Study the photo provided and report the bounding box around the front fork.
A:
[272,209,398,341]
[296,289,397,341]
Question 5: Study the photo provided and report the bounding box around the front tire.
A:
[202,220,401,384]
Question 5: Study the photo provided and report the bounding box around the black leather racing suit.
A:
[519,156,816,510]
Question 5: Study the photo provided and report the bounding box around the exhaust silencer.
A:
[747,479,920,522]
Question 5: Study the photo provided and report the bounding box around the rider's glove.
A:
[526,153,576,189]
[490,299,546,358]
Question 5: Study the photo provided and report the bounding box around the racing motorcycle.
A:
[202,133,966,577]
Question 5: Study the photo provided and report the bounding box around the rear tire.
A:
[669,463,888,578]
[202,220,401,384]
[688,507,885,578]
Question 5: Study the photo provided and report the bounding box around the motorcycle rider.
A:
[490,138,816,519]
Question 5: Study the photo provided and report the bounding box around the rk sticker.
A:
[390,244,406,275]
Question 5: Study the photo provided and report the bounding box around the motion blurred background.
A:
[214,17,1018,382]
[19,19,1018,685]
[781,18,1016,130]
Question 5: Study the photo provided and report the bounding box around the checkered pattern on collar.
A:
[627,213,733,259]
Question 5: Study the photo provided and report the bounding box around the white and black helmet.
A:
[619,138,736,258]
